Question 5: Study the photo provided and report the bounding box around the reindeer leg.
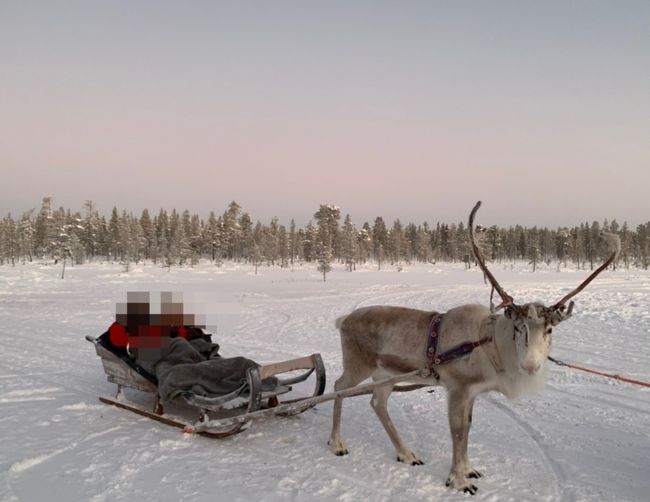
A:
[464,396,482,480]
[371,382,423,465]
[328,392,348,456]
[445,388,479,495]
[328,369,371,456]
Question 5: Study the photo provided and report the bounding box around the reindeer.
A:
[328,201,620,495]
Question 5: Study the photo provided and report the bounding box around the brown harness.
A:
[426,313,493,372]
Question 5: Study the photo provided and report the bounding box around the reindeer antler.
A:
[469,201,514,310]
[551,232,621,311]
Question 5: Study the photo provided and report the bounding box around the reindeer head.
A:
[469,201,620,376]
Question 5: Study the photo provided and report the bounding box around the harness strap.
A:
[426,313,493,370]
[436,336,493,365]
[426,314,445,367]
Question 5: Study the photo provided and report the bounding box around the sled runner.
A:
[86,331,326,438]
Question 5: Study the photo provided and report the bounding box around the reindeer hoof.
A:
[463,485,478,495]
[467,469,483,479]
[397,452,423,465]
[328,439,349,456]
[446,475,478,495]
[397,457,424,466]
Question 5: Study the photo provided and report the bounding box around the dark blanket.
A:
[134,337,277,403]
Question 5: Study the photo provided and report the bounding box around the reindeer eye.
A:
[545,327,552,335]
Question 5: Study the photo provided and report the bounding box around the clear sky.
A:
[1,1,648,227]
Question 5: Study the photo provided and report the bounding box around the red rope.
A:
[548,356,650,389]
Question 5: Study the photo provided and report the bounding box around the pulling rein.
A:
[547,356,650,389]
[426,313,493,371]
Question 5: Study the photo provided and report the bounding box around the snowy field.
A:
[1,261,649,502]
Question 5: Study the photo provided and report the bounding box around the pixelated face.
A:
[114,291,196,359]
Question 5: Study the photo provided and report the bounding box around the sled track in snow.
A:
[548,384,650,416]
[486,396,570,502]
[2,426,124,502]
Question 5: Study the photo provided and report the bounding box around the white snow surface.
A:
[1,261,649,502]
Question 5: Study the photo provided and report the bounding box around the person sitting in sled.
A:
[105,291,274,403]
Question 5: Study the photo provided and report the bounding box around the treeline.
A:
[0,197,649,276]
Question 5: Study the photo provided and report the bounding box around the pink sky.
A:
[1,1,648,227]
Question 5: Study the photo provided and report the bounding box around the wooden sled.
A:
[86,334,326,438]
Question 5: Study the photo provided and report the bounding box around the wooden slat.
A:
[98,396,245,438]
[193,370,426,432]
[258,355,316,380]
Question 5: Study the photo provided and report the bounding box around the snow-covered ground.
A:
[1,261,649,502]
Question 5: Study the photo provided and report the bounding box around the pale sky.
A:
[1,1,648,227]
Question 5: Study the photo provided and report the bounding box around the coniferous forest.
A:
[0,197,648,277]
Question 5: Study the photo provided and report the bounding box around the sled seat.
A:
[86,334,326,414]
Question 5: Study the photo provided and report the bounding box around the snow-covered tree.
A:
[527,227,540,272]
[34,196,57,259]
[289,219,297,269]
[206,212,222,263]
[316,223,332,281]
[108,207,121,261]
[81,200,100,259]
[222,201,242,260]
[278,224,289,268]
[18,211,35,263]
[357,223,372,264]
[341,214,357,271]
[373,217,387,270]
[140,208,155,261]
[314,204,340,281]
[389,219,405,267]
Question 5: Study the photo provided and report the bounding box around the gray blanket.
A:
[134,337,277,403]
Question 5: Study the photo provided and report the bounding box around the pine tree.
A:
[316,223,332,281]
[635,223,649,270]
[223,201,242,260]
[206,212,222,263]
[238,213,253,263]
[81,200,99,259]
[252,221,265,274]
[390,219,404,268]
[314,204,339,281]
[108,207,121,261]
[373,217,387,270]
[278,224,289,268]
[168,209,183,265]
[118,211,136,271]
[303,221,316,262]
[18,211,35,263]
[289,219,297,269]
[555,229,570,269]
[2,215,18,266]
[188,214,203,266]
[34,196,56,259]
[264,217,280,265]
[527,227,540,272]
[357,223,372,264]
[140,209,155,261]
[341,214,357,271]
[620,222,631,269]
[415,223,432,264]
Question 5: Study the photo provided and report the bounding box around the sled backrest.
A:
[87,334,158,393]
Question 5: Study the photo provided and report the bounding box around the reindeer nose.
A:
[521,363,540,375]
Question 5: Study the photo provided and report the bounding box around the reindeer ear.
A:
[548,301,575,326]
